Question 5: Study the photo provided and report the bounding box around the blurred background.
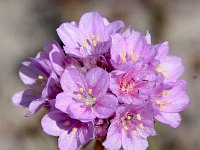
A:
[0,0,199,149]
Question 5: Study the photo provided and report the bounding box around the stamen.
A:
[32,89,40,95]
[129,49,134,55]
[38,75,44,80]
[124,126,129,130]
[95,35,100,41]
[136,114,141,121]
[91,35,96,40]
[83,39,88,47]
[132,130,137,136]
[156,100,162,105]
[164,100,169,104]
[156,65,168,78]
[131,55,139,61]
[160,105,166,109]
[162,91,169,96]
[72,127,77,132]
[76,94,82,100]
[84,101,89,106]
[64,121,70,126]
[156,65,162,71]
[92,40,97,46]
[79,88,84,92]
[139,123,144,130]
[127,115,132,120]
[88,89,92,94]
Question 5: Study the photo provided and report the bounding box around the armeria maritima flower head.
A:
[12,11,190,150]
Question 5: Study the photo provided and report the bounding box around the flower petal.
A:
[12,89,41,108]
[68,102,95,122]
[155,112,181,128]
[55,92,74,113]
[79,11,105,39]
[104,20,124,40]
[155,41,169,60]
[159,56,185,82]
[49,41,65,76]
[160,80,190,113]
[26,98,46,116]
[58,131,78,150]
[41,110,65,136]
[110,33,127,64]
[93,94,118,118]
[60,68,87,93]
[103,121,122,150]
[122,129,148,150]
[86,67,110,97]
[57,23,84,57]
[19,60,48,86]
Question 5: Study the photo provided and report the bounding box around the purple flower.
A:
[41,110,94,150]
[12,11,190,150]
[155,42,185,82]
[56,67,118,122]
[57,11,124,58]
[110,60,164,105]
[12,41,65,115]
[103,103,157,150]
[153,80,190,128]
[110,28,157,69]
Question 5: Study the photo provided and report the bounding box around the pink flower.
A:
[110,60,164,105]
[41,110,94,150]
[57,11,124,58]
[103,103,157,150]
[55,67,118,122]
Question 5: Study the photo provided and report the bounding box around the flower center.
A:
[82,35,100,47]
[118,112,144,135]
[76,88,96,106]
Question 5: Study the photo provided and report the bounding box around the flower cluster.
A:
[12,11,190,150]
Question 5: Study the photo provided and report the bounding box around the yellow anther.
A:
[121,52,126,58]
[32,89,40,95]
[160,105,166,109]
[96,35,100,41]
[92,35,96,40]
[64,121,71,126]
[88,89,92,94]
[129,49,134,55]
[124,126,129,130]
[162,70,167,74]
[76,94,82,100]
[72,127,77,132]
[92,97,96,101]
[84,101,89,106]
[92,40,97,46]
[120,57,126,63]
[164,100,169,104]
[156,65,162,71]
[131,55,139,61]
[83,39,88,47]
[156,100,163,105]
[132,130,137,136]
[156,65,168,78]
[136,114,141,121]
[127,115,132,120]
[38,75,44,80]
[139,123,144,130]
[79,88,84,92]
[162,91,169,96]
